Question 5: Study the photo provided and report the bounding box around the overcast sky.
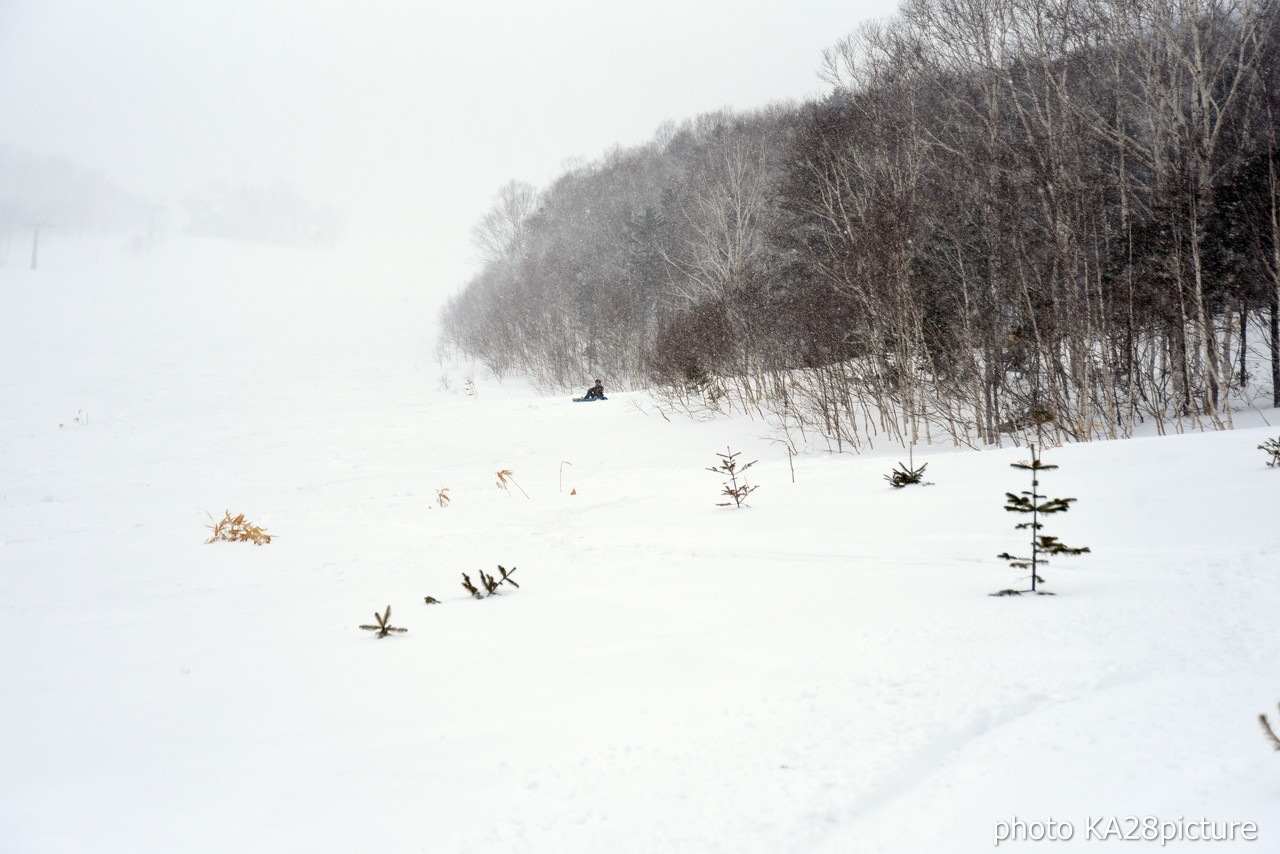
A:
[0,0,899,287]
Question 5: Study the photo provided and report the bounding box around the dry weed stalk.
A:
[495,469,529,498]
[360,605,407,638]
[204,510,273,545]
[436,487,451,507]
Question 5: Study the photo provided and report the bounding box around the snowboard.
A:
[572,396,608,402]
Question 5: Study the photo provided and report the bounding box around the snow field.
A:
[1,237,1277,853]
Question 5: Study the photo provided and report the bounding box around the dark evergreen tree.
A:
[995,446,1090,596]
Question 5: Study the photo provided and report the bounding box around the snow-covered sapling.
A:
[707,447,759,508]
[360,605,407,637]
[1258,437,1280,467]
[994,445,1089,595]
[1261,704,1280,751]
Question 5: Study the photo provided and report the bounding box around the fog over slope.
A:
[0,0,897,291]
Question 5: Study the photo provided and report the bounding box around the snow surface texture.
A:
[1,237,1277,853]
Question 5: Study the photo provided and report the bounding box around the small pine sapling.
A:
[1261,704,1280,751]
[360,605,407,637]
[462,565,519,599]
[885,446,928,488]
[707,446,759,508]
[885,461,928,488]
[1258,437,1280,467]
[994,445,1090,595]
[461,572,481,598]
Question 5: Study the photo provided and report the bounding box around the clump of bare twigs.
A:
[495,469,529,498]
[461,565,520,598]
[204,510,273,545]
[360,605,407,638]
[1261,704,1280,751]
[436,487,451,507]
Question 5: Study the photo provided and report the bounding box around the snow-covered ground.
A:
[1,237,1276,853]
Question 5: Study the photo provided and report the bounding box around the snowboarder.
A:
[583,379,606,400]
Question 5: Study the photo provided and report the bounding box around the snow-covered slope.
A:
[1,238,1276,853]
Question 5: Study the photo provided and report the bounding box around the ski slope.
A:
[1,237,1276,853]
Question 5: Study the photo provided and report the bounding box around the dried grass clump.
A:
[204,510,273,545]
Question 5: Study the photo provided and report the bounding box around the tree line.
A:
[441,0,1280,450]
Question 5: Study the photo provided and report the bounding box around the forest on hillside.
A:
[441,0,1280,450]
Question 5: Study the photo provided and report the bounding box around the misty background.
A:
[0,0,896,290]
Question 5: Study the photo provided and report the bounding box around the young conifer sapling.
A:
[461,565,519,598]
[885,444,928,488]
[707,447,759,508]
[1258,437,1280,467]
[994,445,1090,595]
[360,605,408,637]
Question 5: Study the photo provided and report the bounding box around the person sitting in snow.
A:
[584,379,606,399]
